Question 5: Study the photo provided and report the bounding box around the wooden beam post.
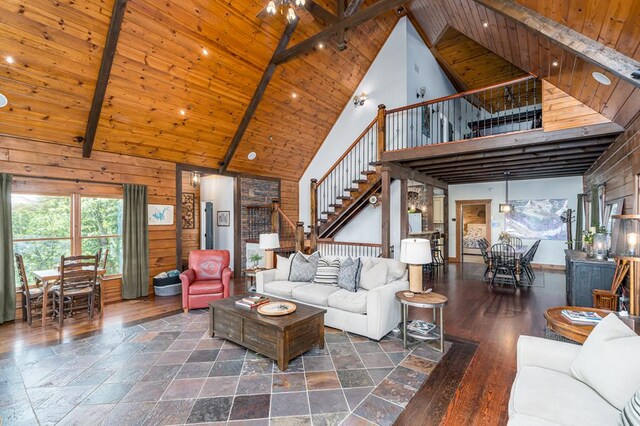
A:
[274,0,408,64]
[381,162,449,190]
[310,179,318,252]
[271,199,280,235]
[426,184,434,230]
[377,104,386,161]
[475,0,640,87]
[345,0,365,16]
[219,21,298,173]
[82,0,128,158]
[382,169,391,258]
[336,0,347,51]
[305,1,338,24]
[400,178,408,240]
[295,221,305,253]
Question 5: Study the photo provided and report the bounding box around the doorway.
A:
[455,199,492,263]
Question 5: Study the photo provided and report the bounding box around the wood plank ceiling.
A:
[0,0,399,180]
[407,0,640,128]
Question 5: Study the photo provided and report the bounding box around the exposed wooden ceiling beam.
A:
[445,171,586,184]
[431,161,596,179]
[336,0,346,51]
[474,0,640,87]
[82,0,127,158]
[345,0,365,17]
[381,162,448,189]
[382,122,623,163]
[304,1,338,25]
[219,21,298,173]
[274,0,406,64]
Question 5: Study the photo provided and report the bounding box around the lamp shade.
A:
[400,238,432,265]
[259,233,280,250]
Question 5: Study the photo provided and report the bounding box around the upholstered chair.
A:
[180,250,232,312]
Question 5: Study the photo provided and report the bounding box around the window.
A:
[12,194,72,281]
[12,192,123,284]
[81,197,123,275]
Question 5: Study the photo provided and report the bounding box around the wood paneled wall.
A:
[584,116,640,215]
[181,171,201,258]
[0,135,177,305]
[542,82,612,132]
[280,179,299,223]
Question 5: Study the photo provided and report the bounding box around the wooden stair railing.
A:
[246,200,305,256]
[310,76,541,252]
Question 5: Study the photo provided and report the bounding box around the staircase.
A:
[310,76,542,243]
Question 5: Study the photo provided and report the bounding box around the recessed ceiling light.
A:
[318,42,325,49]
[0,93,7,108]
[291,93,298,99]
[5,56,14,64]
[248,152,257,160]
[482,21,488,28]
[179,109,186,116]
[592,71,611,85]
[202,48,209,56]
[552,60,558,67]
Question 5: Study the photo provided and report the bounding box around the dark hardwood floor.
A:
[0,264,565,425]
[413,262,566,426]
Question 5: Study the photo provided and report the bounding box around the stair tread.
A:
[344,187,359,192]
[337,196,352,200]
[320,211,334,215]
[329,203,342,208]
[353,179,368,184]
[361,170,376,175]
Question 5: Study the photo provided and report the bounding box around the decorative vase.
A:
[593,233,607,260]
[585,243,594,258]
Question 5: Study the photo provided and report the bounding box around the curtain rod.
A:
[11,174,124,188]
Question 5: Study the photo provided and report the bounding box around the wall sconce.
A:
[191,171,201,188]
[416,87,426,99]
[353,92,367,107]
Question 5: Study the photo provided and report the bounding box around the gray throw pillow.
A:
[288,252,320,282]
[622,389,640,426]
[337,257,361,292]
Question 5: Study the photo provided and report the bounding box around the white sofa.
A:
[256,256,408,341]
[509,336,621,425]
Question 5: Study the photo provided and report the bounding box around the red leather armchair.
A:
[181,250,232,312]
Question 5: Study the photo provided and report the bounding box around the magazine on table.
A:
[407,320,436,335]
[561,309,602,324]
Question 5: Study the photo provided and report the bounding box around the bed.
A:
[463,224,487,249]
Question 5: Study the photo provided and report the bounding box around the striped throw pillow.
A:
[314,258,341,285]
[622,389,640,426]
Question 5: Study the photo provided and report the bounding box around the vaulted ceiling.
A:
[0,0,399,180]
[1,0,639,181]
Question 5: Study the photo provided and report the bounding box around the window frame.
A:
[11,189,124,281]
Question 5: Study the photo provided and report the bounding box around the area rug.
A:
[0,310,476,425]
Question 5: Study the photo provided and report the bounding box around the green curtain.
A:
[122,184,149,299]
[575,194,584,251]
[0,174,15,323]
[591,185,600,228]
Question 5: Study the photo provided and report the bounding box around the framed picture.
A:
[217,210,230,227]
[148,204,174,226]
[181,193,195,229]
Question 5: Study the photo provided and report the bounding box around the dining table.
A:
[33,268,106,327]
[487,245,528,282]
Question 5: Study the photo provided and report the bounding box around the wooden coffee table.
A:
[544,306,613,343]
[208,295,326,371]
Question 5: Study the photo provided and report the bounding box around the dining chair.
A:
[520,240,541,283]
[93,248,109,312]
[15,253,53,325]
[490,243,518,288]
[52,254,99,326]
[477,239,491,280]
[510,237,523,248]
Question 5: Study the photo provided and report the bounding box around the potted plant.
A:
[583,229,595,257]
[499,231,511,244]
[249,253,263,269]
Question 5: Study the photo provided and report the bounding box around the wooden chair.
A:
[477,239,491,280]
[93,248,109,312]
[15,253,53,325]
[519,240,540,283]
[490,243,518,288]
[52,254,99,326]
[510,237,523,248]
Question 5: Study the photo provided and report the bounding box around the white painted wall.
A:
[200,175,235,271]
[447,176,582,265]
[298,17,456,258]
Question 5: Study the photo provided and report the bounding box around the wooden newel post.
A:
[377,104,386,161]
[310,179,318,252]
[271,199,280,235]
[381,169,391,258]
[295,221,304,253]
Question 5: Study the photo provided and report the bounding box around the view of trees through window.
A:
[12,193,123,284]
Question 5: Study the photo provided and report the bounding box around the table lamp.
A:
[400,238,432,293]
[259,233,280,269]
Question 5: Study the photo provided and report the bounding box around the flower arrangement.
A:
[499,231,511,243]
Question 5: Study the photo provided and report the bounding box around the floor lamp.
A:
[400,238,432,293]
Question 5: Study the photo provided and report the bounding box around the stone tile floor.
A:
[0,310,451,425]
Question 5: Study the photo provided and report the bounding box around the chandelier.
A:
[266,0,306,22]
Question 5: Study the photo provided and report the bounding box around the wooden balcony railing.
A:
[384,76,541,151]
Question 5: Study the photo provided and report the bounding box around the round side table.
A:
[395,291,448,352]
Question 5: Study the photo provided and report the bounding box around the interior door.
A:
[202,201,214,249]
